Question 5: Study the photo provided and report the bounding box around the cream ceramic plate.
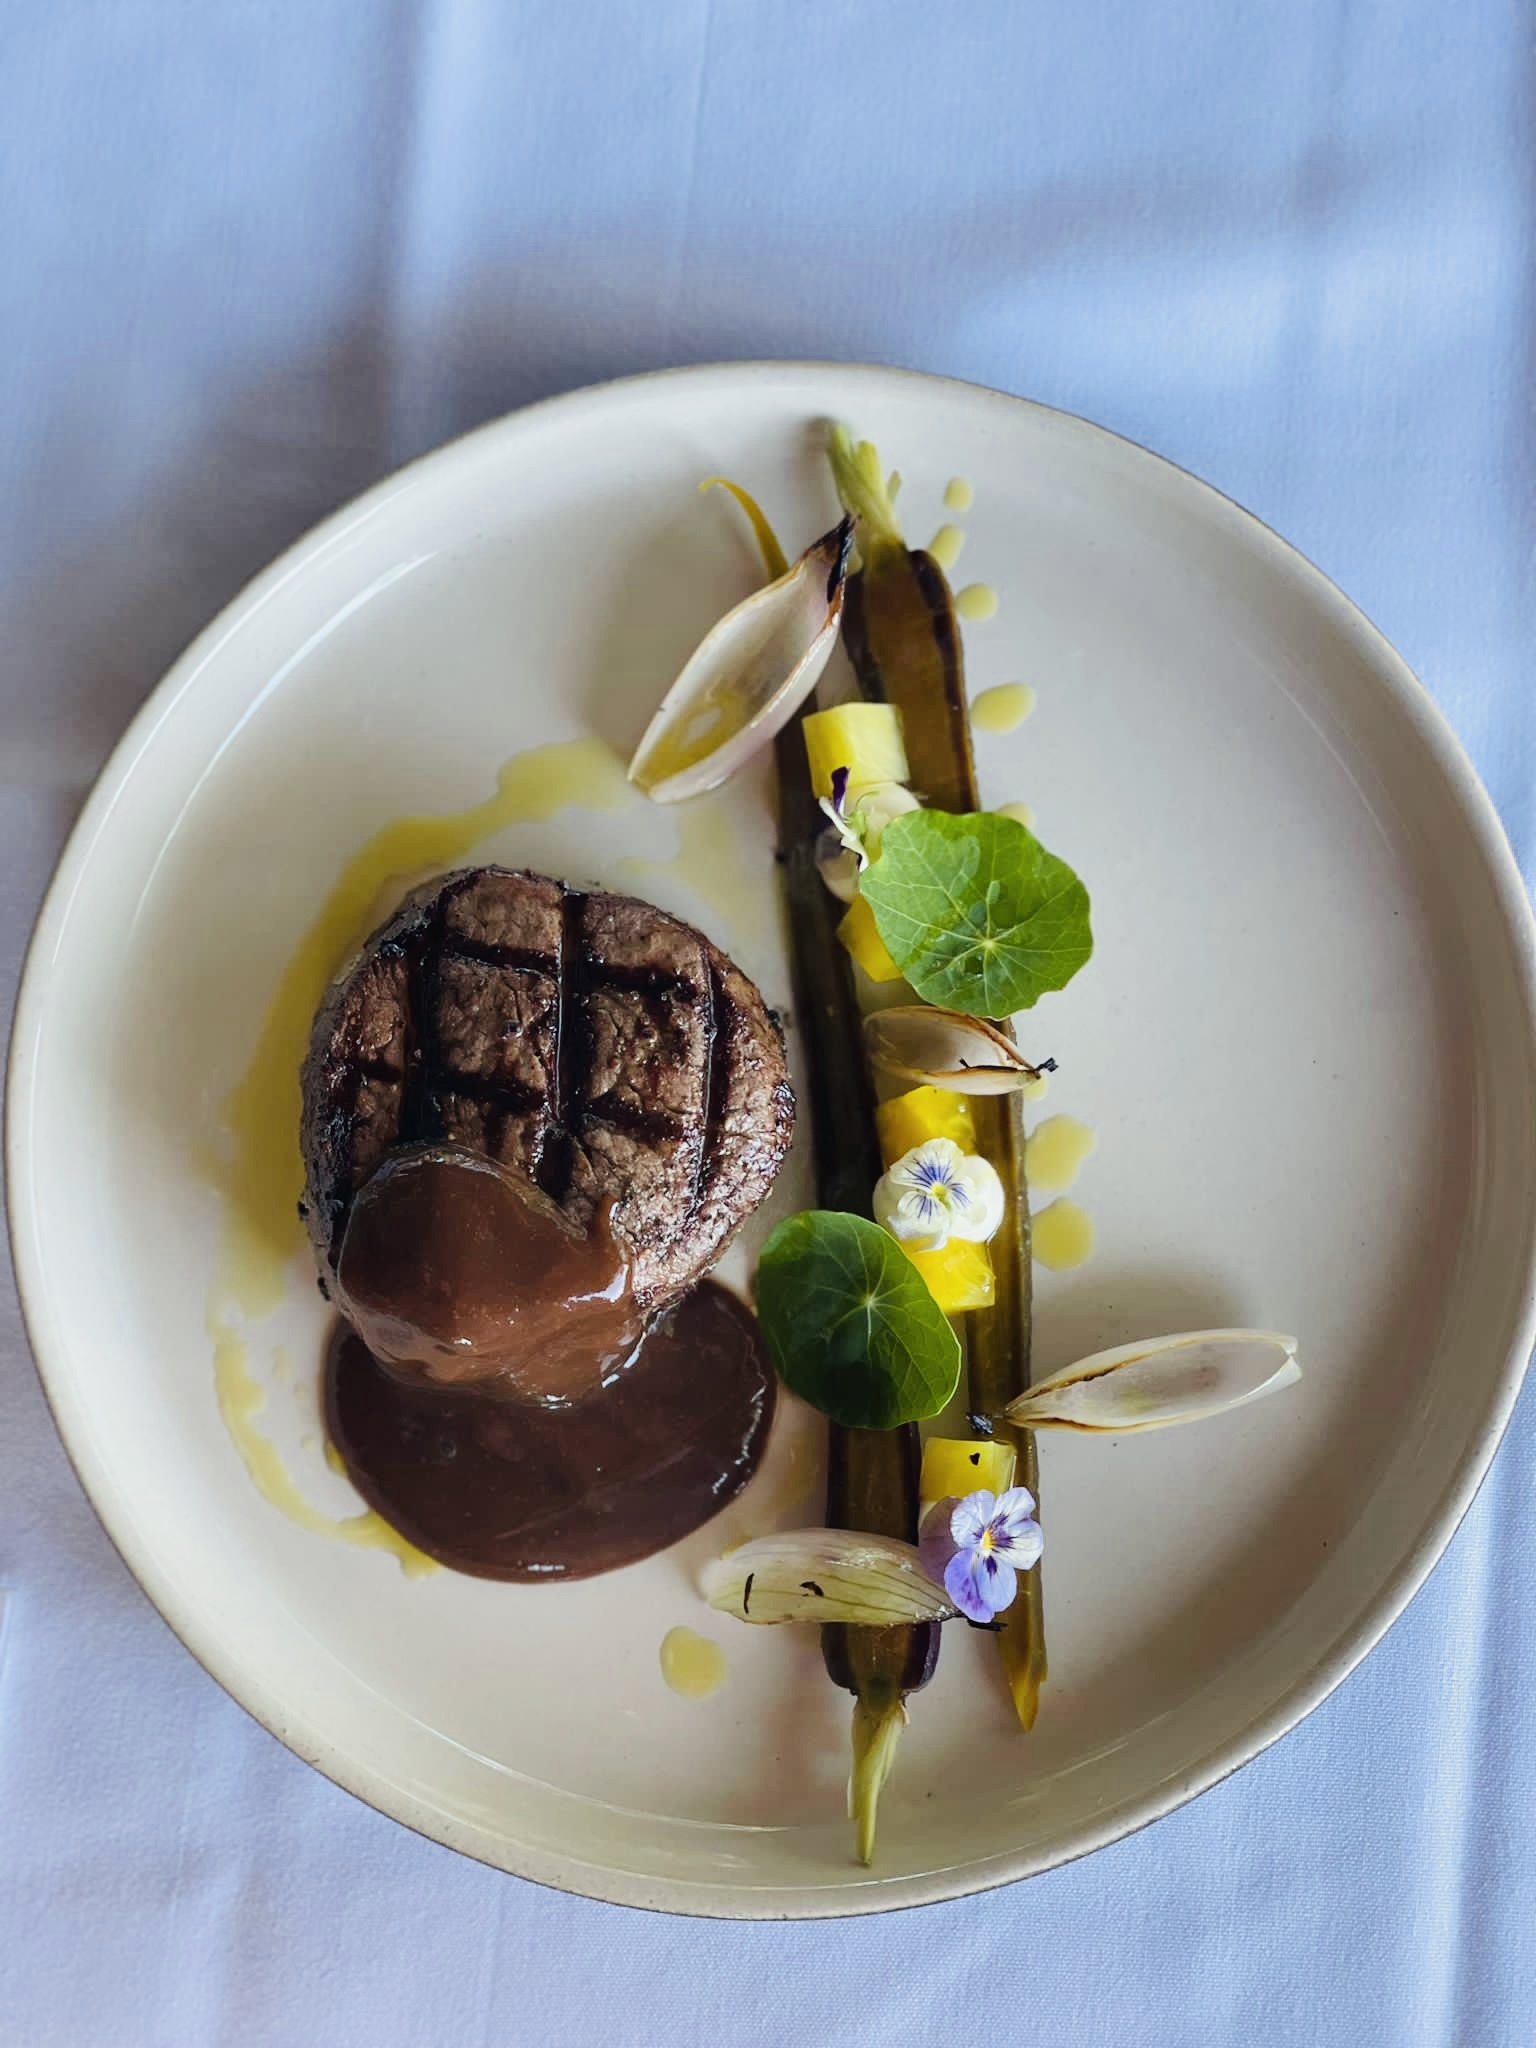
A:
[9,365,1536,1916]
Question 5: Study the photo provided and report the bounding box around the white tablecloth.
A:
[3,4,1533,2042]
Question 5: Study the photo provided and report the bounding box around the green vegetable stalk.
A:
[774,714,941,1862]
[830,426,1049,1729]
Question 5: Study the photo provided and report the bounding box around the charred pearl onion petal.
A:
[864,1005,1054,1094]
[628,516,854,803]
[702,1531,959,1626]
[873,1137,1006,1253]
[1004,1330,1301,1432]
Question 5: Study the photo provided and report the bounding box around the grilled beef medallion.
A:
[300,866,795,1333]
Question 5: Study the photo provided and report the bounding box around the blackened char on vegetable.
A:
[300,866,794,1309]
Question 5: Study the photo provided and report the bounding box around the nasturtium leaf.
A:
[860,809,1092,1016]
[755,1211,962,1430]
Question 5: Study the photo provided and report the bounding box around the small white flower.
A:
[873,1137,1007,1252]
[816,772,922,900]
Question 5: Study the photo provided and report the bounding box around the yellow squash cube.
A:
[920,1434,1017,1510]
[903,1236,996,1313]
[876,1084,977,1164]
[837,894,904,983]
[802,702,909,798]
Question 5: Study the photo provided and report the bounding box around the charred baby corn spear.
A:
[774,713,940,1864]
[830,425,1048,1729]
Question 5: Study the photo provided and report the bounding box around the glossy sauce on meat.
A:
[333,1145,641,1403]
[324,1281,774,1581]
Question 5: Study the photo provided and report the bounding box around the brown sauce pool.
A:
[324,1280,774,1581]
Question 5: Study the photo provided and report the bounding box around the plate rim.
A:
[8,358,1536,1918]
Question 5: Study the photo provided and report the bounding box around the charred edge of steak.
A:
[300,868,795,1310]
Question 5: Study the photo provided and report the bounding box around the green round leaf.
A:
[860,808,1092,1016]
[755,1211,962,1430]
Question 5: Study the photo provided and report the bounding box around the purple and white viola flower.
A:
[919,1486,1044,1624]
[873,1136,1006,1252]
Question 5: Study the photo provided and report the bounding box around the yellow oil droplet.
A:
[955,584,998,622]
[1033,1199,1095,1271]
[660,1626,727,1699]
[1025,1115,1097,1193]
[204,736,630,1565]
[944,477,974,513]
[927,524,966,572]
[972,682,1035,734]
[209,1311,438,1576]
[997,800,1035,829]
[1022,1071,1051,1102]
[618,791,761,936]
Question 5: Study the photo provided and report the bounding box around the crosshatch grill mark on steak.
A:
[300,867,795,1310]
